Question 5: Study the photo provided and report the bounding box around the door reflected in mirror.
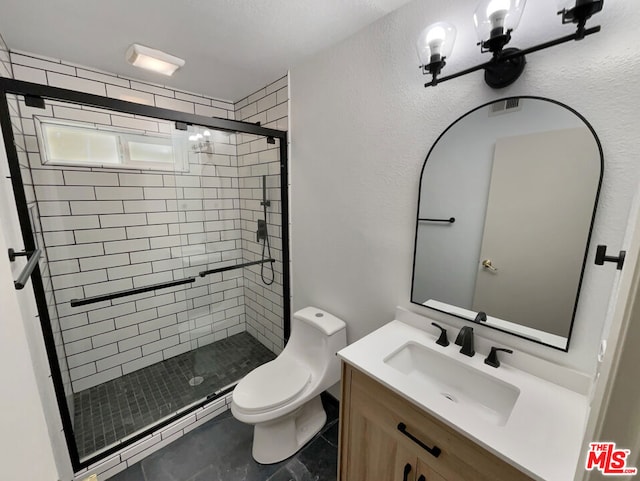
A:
[411,97,602,350]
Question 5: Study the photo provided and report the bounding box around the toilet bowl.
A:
[231,307,347,464]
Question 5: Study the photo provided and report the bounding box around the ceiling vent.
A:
[489,98,522,116]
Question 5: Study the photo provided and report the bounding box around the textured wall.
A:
[289,0,640,376]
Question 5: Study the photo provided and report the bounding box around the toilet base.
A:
[252,395,327,464]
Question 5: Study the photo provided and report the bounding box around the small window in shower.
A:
[37,120,187,172]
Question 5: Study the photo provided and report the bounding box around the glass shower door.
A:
[1,83,288,468]
[175,123,282,406]
[0,92,208,461]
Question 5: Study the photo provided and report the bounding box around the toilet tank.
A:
[284,307,347,376]
[294,307,346,337]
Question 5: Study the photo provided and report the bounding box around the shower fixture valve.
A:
[257,219,268,242]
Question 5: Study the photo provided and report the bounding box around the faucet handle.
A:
[431,322,449,347]
[484,346,513,368]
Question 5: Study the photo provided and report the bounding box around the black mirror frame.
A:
[410,96,604,352]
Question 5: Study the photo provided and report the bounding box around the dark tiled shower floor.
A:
[74,332,276,459]
[111,394,340,481]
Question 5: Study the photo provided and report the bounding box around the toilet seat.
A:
[233,358,310,413]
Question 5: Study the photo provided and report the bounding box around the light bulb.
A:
[487,0,510,32]
[203,130,211,137]
[474,0,526,42]
[416,22,457,67]
[188,135,197,141]
[426,26,446,57]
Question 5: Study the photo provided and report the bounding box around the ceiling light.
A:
[126,44,185,76]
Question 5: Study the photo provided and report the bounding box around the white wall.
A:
[289,0,640,376]
[0,32,72,481]
[0,200,60,481]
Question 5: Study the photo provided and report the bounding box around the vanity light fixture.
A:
[126,44,185,76]
[416,22,457,86]
[418,0,604,88]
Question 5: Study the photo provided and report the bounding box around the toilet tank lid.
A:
[293,307,346,336]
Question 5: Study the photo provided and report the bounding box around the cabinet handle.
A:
[403,463,412,481]
[397,423,441,458]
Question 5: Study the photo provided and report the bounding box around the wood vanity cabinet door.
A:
[339,364,421,481]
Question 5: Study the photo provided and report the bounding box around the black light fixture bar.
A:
[425,25,601,87]
[199,258,275,278]
[70,277,196,307]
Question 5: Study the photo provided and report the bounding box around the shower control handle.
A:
[257,219,267,242]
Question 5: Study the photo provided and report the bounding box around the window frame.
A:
[35,117,188,173]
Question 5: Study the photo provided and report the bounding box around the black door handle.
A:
[403,463,412,481]
[397,423,441,458]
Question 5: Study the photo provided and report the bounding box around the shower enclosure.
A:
[0,78,289,469]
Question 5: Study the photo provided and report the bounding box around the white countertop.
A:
[338,319,590,481]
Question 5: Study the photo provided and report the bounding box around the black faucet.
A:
[455,326,475,357]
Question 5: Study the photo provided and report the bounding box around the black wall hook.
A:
[594,245,625,270]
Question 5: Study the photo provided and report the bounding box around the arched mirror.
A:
[411,97,602,351]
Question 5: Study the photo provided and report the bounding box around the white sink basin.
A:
[338,314,592,481]
[384,341,520,426]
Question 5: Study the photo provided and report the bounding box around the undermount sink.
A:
[383,341,520,426]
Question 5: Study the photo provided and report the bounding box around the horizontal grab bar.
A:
[199,258,275,278]
[418,217,455,224]
[70,259,277,306]
[70,277,196,307]
[13,248,41,290]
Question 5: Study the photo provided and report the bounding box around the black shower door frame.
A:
[0,77,291,471]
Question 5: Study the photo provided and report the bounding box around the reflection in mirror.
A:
[411,97,602,350]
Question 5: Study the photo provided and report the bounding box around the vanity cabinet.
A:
[338,363,534,481]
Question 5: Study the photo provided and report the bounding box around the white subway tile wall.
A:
[235,75,288,354]
[7,50,288,393]
[21,103,247,392]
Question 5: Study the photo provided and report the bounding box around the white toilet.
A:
[231,306,347,464]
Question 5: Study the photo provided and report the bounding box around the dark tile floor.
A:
[111,394,340,481]
[74,332,276,458]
